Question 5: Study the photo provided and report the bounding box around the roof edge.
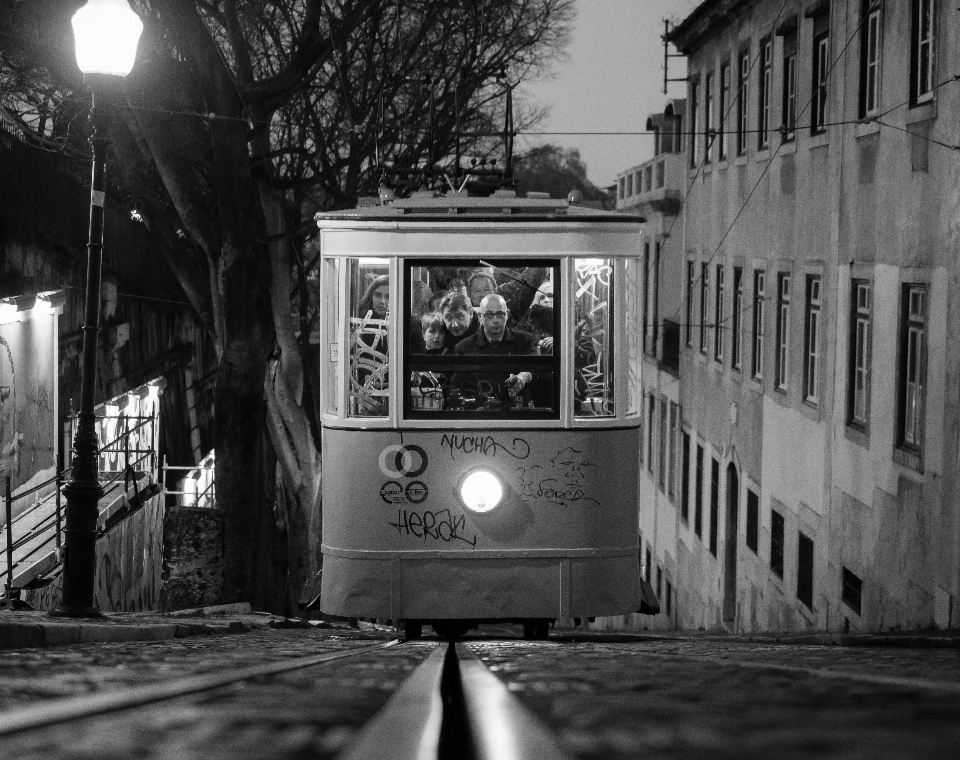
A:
[666,0,758,54]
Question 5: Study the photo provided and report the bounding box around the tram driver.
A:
[453,293,536,401]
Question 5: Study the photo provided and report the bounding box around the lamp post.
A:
[53,0,143,617]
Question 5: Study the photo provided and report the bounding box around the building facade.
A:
[614,101,687,629]
[631,0,960,634]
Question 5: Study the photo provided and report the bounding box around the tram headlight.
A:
[457,468,504,514]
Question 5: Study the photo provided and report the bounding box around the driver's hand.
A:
[505,372,532,397]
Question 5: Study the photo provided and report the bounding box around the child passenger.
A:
[420,312,446,353]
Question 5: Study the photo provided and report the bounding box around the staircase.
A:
[1,382,165,606]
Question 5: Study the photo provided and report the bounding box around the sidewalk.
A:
[0,603,319,651]
[568,625,960,649]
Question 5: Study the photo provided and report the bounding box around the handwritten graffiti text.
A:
[389,509,477,548]
[440,433,530,461]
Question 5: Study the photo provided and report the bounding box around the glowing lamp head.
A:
[72,0,144,77]
[458,469,504,514]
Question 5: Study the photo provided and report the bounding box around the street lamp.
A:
[53,0,143,617]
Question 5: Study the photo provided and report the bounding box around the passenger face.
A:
[371,285,389,318]
[479,295,508,341]
[442,307,473,337]
[469,278,496,306]
[537,285,553,308]
[423,325,444,349]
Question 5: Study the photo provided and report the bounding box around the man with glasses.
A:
[453,293,536,399]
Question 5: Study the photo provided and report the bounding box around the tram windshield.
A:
[406,260,558,419]
[331,256,620,421]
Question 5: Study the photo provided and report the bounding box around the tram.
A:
[311,189,654,639]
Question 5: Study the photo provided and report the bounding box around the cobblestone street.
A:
[471,631,960,760]
[0,623,958,758]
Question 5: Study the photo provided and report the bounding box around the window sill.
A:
[657,359,680,378]
[893,445,924,474]
[771,386,790,408]
[905,101,936,125]
[778,135,797,154]
[799,399,820,422]
[855,120,881,138]
[796,600,816,624]
[755,146,771,162]
[844,423,870,449]
[735,153,749,167]
[808,132,829,150]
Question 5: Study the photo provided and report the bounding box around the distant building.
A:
[628,0,959,634]
[612,100,686,629]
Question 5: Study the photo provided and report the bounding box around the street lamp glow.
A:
[458,469,504,514]
[72,0,144,77]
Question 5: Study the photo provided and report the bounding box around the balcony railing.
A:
[616,152,684,214]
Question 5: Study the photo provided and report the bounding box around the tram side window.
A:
[320,258,340,416]
[405,260,559,419]
[574,258,615,418]
[347,258,390,417]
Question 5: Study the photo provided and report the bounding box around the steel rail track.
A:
[338,641,574,760]
[0,638,401,737]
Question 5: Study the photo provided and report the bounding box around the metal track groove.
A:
[0,639,400,736]
[338,641,574,760]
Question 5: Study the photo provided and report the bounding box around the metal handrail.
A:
[9,414,155,506]
[162,461,216,508]
[2,412,159,597]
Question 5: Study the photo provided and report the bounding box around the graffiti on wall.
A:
[0,314,56,491]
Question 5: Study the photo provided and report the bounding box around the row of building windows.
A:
[644,417,819,612]
[682,264,928,458]
[639,535,674,620]
[641,398,880,619]
[687,0,936,167]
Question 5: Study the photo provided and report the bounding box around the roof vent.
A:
[493,189,517,198]
[526,191,551,199]
[567,189,584,206]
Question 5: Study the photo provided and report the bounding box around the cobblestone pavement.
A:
[468,631,960,760]
[1,624,960,758]
[0,624,434,759]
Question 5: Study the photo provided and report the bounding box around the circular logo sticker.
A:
[379,481,406,504]
[405,480,428,504]
[378,444,428,478]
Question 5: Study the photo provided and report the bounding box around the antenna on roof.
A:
[662,19,689,95]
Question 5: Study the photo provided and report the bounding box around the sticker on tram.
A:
[405,480,428,504]
[380,481,406,504]
[378,444,429,478]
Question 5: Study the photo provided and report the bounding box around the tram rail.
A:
[339,641,574,760]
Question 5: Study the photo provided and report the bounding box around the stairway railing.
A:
[1,413,159,604]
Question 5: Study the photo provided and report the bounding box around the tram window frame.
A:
[402,258,561,421]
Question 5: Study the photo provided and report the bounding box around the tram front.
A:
[313,192,646,635]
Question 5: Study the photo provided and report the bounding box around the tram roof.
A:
[314,191,645,225]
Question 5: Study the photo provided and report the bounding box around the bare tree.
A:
[0,0,574,612]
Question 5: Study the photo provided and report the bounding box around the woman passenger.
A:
[357,274,390,320]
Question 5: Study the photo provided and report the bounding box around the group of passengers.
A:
[356,267,552,403]
[412,268,553,400]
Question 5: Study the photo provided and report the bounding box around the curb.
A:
[742,632,960,649]
[0,604,259,651]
